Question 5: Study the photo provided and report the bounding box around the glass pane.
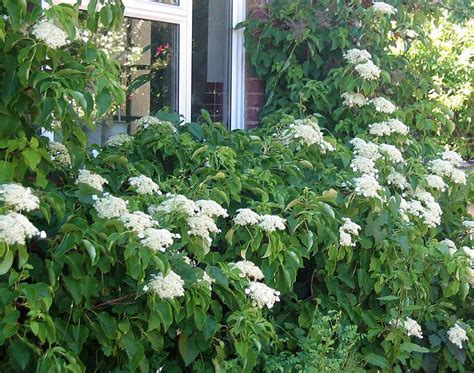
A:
[85,17,178,145]
[192,0,232,124]
[118,18,178,123]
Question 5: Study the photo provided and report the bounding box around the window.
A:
[50,0,247,133]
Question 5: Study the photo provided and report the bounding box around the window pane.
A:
[118,18,178,123]
[192,0,232,124]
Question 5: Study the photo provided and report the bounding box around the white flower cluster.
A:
[199,271,214,290]
[49,142,71,167]
[234,260,265,280]
[379,144,404,164]
[140,228,179,252]
[351,156,378,176]
[387,171,410,190]
[147,271,185,299]
[354,174,383,199]
[370,97,397,114]
[447,323,468,349]
[354,60,381,80]
[343,49,372,64]
[76,169,108,192]
[429,151,466,185]
[425,175,447,192]
[463,220,474,240]
[400,189,442,228]
[104,133,133,147]
[31,20,69,49]
[245,281,280,309]
[339,218,361,247]
[258,215,286,232]
[150,194,198,217]
[283,118,334,153]
[440,239,457,255]
[129,175,162,195]
[196,200,229,218]
[120,211,156,235]
[369,119,409,137]
[462,246,474,265]
[233,208,262,226]
[136,116,176,131]
[187,214,221,243]
[404,317,423,339]
[0,184,39,212]
[372,2,397,15]
[350,138,381,160]
[93,193,129,219]
[342,92,368,108]
[0,212,45,245]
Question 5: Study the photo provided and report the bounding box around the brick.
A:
[246,93,265,107]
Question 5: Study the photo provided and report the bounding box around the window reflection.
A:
[192,0,232,124]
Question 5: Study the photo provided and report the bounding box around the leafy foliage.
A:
[0,1,473,372]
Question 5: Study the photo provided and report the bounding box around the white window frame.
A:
[47,0,246,129]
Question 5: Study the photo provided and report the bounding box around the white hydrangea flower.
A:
[93,193,128,219]
[196,200,228,218]
[387,171,410,190]
[343,48,372,64]
[0,184,39,212]
[136,116,176,131]
[387,119,409,135]
[49,142,71,167]
[233,208,261,226]
[379,144,404,164]
[234,260,264,280]
[400,190,442,228]
[140,228,179,252]
[31,19,69,49]
[369,122,392,137]
[370,97,397,114]
[350,138,381,160]
[282,118,334,152]
[128,175,162,195]
[339,230,353,247]
[441,150,463,166]
[440,239,457,255]
[104,133,133,147]
[462,220,474,240]
[150,194,197,217]
[430,159,466,185]
[76,169,108,192]
[350,156,378,176]
[372,2,397,15]
[341,92,367,108]
[425,175,447,192]
[354,60,381,80]
[187,214,220,243]
[258,215,286,232]
[447,323,468,349]
[120,211,156,235]
[468,268,474,285]
[0,212,43,245]
[245,281,280,309]
[354,174,382,198]
[339,218,361,247]
[404,317,423,339]
[462,246,474,265]
[148,271,185,299]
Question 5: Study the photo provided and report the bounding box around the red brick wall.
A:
[245,0,269,129]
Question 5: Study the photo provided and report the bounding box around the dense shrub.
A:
[0,0,473,372]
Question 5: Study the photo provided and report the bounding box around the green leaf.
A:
[7,338,30,370]
[179,332,200,367]
[0,250,14,275]
[400,342,429,354]
[22,149,42,170]
[82,239,97,265]
[366,353,389,368]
